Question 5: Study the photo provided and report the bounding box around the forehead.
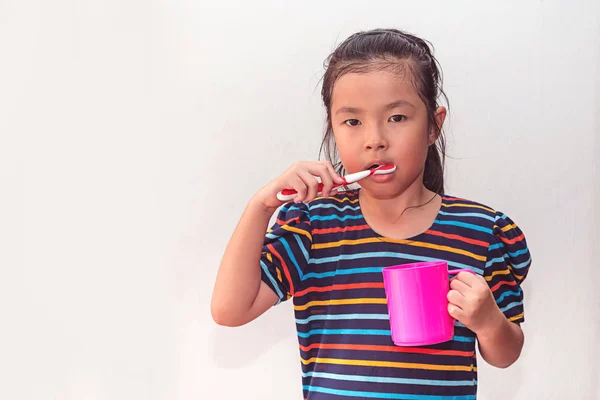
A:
[331,69,422,111]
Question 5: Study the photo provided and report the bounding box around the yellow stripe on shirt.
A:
[508,312,524,322]
[501,223,518,233]
[441,203,495,213]
[266,253,283,282]
[507,264,525,280]
[312,238,485,262]
[295,298,387,311]
[327,196,360,204]
[301,357,476,372]
[484,269,510,281]
[281,225,312,241]
[486,267,524,282]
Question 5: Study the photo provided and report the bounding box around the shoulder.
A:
[441,195,497,216]
[441,195,525,241]
[275,189,360,224]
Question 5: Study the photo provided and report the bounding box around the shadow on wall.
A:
[210,302,295,368]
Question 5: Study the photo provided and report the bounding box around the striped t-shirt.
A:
[260,189,531,400]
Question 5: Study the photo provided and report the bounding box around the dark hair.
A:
[318,28,449,194]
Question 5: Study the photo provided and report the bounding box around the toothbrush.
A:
[276,163,397,202]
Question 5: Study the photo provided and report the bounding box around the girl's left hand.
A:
[447,272,504,335]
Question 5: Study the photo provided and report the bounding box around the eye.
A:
[389,115,406,123]
[344,119,361,127]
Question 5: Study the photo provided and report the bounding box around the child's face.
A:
[330,69,445,197]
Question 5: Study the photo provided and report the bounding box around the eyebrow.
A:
[334,100,416,116]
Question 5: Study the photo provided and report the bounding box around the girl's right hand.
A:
[252,161,345,211]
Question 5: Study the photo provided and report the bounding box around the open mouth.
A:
[367,161,392,170]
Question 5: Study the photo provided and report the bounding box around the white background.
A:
[1,0,599,399]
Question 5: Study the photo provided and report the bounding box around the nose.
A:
[364,125,388,151]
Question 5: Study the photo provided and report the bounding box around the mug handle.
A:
[448,268,476,276]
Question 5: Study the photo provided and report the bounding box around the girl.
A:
[211,28,531,399]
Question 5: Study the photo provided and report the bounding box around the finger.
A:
[288,175,307,203]
[307,164,336,193]
[447,289,466,308]
[455,271,478,287]
[323,161,345,184]
[449,278,471,295]
[315,160,343,184]
[298,170,320,202]
[315,165,334,197]
[447,303,465,321]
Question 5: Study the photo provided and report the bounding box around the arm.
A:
[455,211,530,367]
[210,199,279,327]
[477,314,524,368]
[447,272,524,368]
[211,161,343,327]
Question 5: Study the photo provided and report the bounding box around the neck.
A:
[359,178,436,221]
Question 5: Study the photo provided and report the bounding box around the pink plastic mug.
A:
[382,261,476,346]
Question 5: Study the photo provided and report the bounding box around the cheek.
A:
[333,132,362,170]
[337,146,358,170]
[396,132,430,160]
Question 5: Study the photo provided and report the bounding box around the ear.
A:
[428,106,447,145]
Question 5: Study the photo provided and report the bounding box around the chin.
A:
[360,183,404,199]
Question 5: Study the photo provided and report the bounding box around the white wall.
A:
[1,1,599,399]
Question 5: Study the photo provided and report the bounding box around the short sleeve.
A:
[260,202,312,305]
[484,211,532,324]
